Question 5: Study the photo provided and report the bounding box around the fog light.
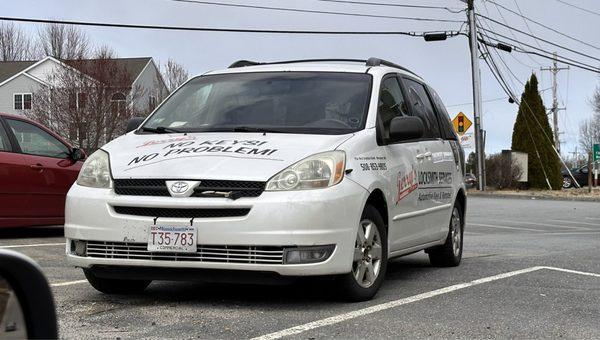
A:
[74,240,87,256]
[284,245,335,264]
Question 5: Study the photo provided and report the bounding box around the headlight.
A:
[266,151,345,191]
[76,149,112,188]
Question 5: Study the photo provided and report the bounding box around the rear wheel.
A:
[337,204,387,302]
[83,269,151,294]
[562,176,573,189]
[426,201,463,267]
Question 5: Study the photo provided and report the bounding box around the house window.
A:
[110,92,127,114]
[69,92,87,109]
[14,93,32,110]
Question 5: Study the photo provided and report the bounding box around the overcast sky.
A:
[2,0,599,157]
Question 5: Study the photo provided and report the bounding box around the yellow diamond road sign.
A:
[452,112,472,136]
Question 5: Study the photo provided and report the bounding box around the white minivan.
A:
[66,58,466,301]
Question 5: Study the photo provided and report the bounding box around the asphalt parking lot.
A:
[1,196,599,339]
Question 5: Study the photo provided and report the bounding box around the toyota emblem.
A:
[170,181,189,194]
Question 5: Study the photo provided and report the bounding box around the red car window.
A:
[0,123,10,151]
[6,119,70,159]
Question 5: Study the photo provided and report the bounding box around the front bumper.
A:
[65,179,368,276]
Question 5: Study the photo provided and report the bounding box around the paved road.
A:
[1,197,599,339]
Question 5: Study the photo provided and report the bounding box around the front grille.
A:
[113,206,250,218]
[113,179,266,198]
[85,241,284,264]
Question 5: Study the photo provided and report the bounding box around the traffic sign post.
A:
[594,144,599,187]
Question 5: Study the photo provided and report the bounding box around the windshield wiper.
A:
[141,126,184,134]
[232,126,284,133]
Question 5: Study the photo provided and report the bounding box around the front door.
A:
[5,118,80,221]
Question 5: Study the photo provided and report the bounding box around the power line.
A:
[508,0,543,49]
[478,2,541,67]
[485,0,600,51]
[446,96,508,108]
[477,13,600,64]
[0,16,458,35]
[316,0,464,13]
[169,0,464,23]
[554,0,600,17]
[478,28,600,73]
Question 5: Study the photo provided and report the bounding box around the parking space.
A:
[1,196,599,339]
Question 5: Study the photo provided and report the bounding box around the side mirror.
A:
[70,147,85,161]
[126,117,146,133]
[388,116,424,142]
[0,250,58,339]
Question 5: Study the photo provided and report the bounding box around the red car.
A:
[0,113,84,228]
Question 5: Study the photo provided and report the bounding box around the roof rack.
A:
[228,57,419,77]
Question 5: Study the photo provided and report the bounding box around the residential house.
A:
[0,56,168,149]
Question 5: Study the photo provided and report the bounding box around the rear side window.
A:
[403,78,441,139]
[0,123,10,151]
[428,86,458,141]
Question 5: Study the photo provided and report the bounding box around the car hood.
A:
[103,132,353,181]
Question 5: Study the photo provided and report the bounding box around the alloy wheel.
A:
[352,219,383,288]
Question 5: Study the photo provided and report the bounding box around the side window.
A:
[403,79,441,139]
[377,76,409,139]
[428,86,458,141]
[6,119,70,158]
[0,123,10,151]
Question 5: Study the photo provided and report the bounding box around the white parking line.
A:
[586,217,600,221]
[468,223,545,232]
[0,242,65,249]
[50,279,88,287]
[494,220,591,230]
[550,219,600,227]
[252,266,600,340]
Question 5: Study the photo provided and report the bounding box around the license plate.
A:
[148,226,197,253]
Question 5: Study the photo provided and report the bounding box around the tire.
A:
[337,204,388,302]
[426,201,463,267]
[562,176,573,189]
[83,269,151,294]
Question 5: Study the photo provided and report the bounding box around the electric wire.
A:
[0,16,459,35]
[169,0,464,23]
[484,0,600,51]
[478,29,600,73]
[316,0,465,13]
[477,13,600,64]
[554,0,600,17]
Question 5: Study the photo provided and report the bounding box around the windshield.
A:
[142,72,372,134]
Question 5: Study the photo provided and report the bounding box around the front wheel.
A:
[337,204,388,302]
[426,201,463,267]
[83,269,151,294]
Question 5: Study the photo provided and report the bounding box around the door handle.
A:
[29,163,44,171]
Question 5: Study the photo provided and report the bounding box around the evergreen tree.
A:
[511,74,562,189]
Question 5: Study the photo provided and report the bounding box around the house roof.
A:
[64,57,152,87]
[0,60,37,83]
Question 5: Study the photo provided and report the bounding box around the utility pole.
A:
[467,0,485,190]
[541,52,568,155]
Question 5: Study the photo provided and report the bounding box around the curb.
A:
[467,191,600,202]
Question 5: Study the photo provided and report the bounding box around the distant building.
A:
[0,56,168,117]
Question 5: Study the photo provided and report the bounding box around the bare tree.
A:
[162,58,189,92]
[0,22,33,61]
[579,113,600,154]
[37,24,90,59]
[27,51,145,152]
